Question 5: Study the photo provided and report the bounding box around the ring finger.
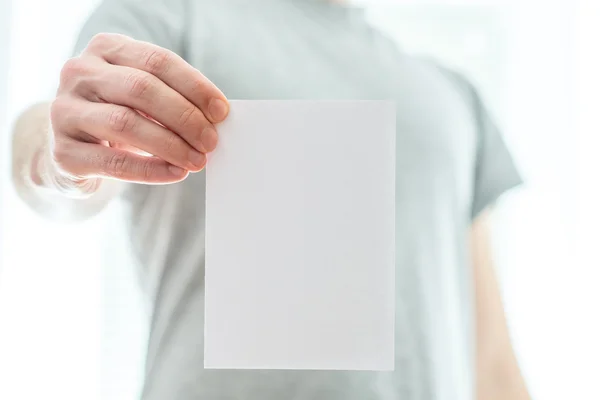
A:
[68,100,207,171]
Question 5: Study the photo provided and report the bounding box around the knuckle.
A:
[177,106,199,127]
[140,160,157,180]
[60,57,86,86]
[51,140,78,175]
[125,71,154,98]
[162,133,179,155]
[49,97,69,126]
[51,141,69,166]
[86,33,128,60]
[104,152,129,178]
[143,49,172,76]
[107,108,137,134]
[49,97,80,135]
[187,79,207,100]
[87,32,115,51]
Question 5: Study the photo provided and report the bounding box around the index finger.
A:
[86,33,229,124]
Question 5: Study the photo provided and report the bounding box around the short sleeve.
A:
[72,0,189,56]
[468,84,523,219]
[437,65,524,220]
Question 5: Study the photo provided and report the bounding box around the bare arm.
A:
[471,210,531,400]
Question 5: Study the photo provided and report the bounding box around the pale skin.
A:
[10,32,530,399]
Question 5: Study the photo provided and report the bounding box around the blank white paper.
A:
[204,100,396,371]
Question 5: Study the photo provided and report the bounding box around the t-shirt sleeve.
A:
[72,0,188,56]
[468,83,523,219]
[439,66,524,220]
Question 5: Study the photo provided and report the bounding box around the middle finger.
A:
[92,64,218,154]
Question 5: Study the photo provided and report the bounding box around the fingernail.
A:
[168,165,185,176]
[208,98,229,122]
[200,127,218,152]
[189,150,206,169]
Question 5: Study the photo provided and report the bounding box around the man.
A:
[10,0,530,399]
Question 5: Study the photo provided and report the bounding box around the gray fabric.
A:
[73,1,523,399]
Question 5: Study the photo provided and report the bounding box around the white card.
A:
[204,100,396,371]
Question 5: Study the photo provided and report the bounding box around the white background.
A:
[0,0,598,399]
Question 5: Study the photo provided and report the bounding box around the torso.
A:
[124,1,479,399]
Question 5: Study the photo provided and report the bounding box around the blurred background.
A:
[0,0,598,399]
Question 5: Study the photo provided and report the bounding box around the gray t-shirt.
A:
[74,0,522,399]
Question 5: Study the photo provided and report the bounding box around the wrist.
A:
[32,137,102,199]
[29,146,46,186]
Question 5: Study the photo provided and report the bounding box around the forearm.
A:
[472,212,531,400]
[10,102,122,221]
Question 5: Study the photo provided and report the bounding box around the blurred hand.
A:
[47,33,229,192]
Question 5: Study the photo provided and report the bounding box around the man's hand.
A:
[46,33,229,195]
